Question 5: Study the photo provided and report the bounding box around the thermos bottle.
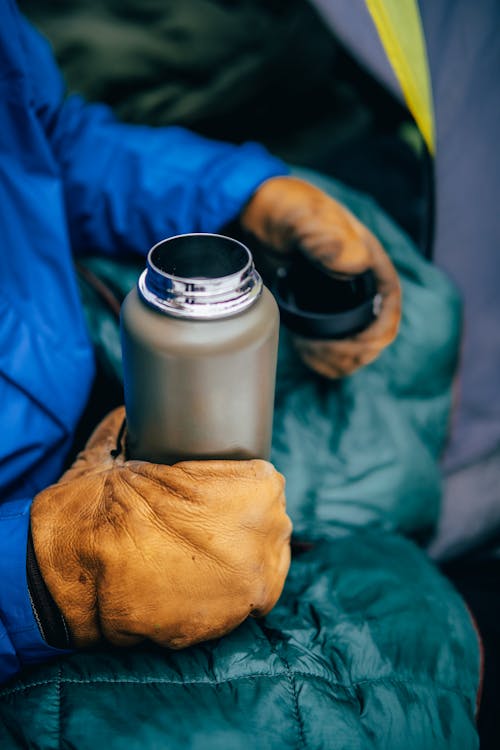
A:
[120,233,279,464]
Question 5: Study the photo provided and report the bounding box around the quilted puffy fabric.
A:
[0,531,479,749]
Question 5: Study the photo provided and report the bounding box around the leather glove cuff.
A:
[26,526,72,649]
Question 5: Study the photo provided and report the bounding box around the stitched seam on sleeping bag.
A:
[0,672,474,702]
[57,665,62,750]
[282,657,307,748]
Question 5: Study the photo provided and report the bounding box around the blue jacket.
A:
[0,0,286,684]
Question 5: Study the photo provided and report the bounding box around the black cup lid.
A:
[272,253,379,339]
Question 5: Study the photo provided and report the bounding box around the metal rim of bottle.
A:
[138,233,263,319]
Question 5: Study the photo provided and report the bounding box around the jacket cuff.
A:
[202,141,290,229]
[26,526,72,650]
[0,498,73,674]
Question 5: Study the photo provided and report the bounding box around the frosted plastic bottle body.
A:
[120,234,279,463]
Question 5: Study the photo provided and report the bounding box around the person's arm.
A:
[50,99,289,257]
[0,294,91,684]
[0,499,72,685]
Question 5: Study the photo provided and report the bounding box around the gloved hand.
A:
[29,407,292,650]
[241,175,402,378]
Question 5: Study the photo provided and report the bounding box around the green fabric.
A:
[0,175,477,747]
[0,532,479,748]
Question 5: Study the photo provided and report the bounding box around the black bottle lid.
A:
[272,252,379,339]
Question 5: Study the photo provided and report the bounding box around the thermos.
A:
[120,233,279,464]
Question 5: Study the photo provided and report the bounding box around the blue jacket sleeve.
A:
[50,98,289,256]
[0,499,71,685]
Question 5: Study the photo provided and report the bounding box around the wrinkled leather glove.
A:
[241,175,402,378]
[29,407,292,650]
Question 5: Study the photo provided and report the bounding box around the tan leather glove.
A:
[241,175,402,378]
[30,407,292,650]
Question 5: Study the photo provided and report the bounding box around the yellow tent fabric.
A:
[364,0,435,154]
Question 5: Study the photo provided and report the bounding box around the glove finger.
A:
[294,329,392,379]
[128,458,285,510]
[243,176,371,273]
[296,345,366,379]
[251,533,292,617]
[85,406,126,452]
[61,407,126,482]
[287,190,401,329]
[294,245,401,380]
[301,212,401,321]
[99,557,262,650]
[294,208,372,276]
